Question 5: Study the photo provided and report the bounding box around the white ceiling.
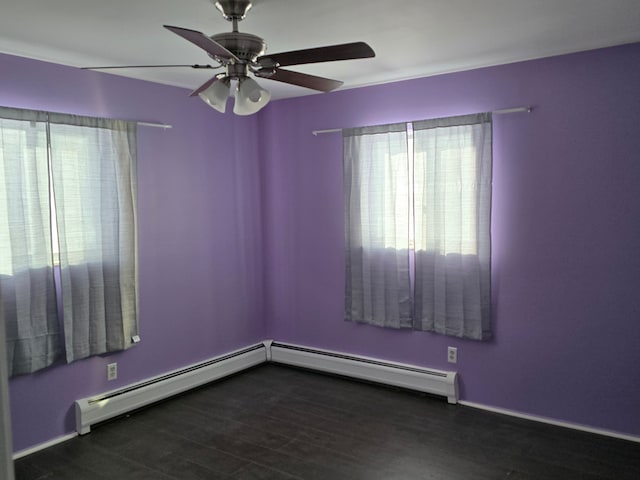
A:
[2,0,640,100]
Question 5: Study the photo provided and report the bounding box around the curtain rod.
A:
[137,121,172,129]
[2,105,173,129]
[311,106,532,136]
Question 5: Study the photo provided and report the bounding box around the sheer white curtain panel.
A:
[0,110,62,375]
[343,113,492,340]
[343,124,412,328]
[49,114,139,362]
[1,107,139,374]
[413,113,492,340]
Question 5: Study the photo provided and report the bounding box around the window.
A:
[0,107,139,375]
[343,113,492,340]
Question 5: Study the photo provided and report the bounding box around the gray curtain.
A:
[49,114,139,363]
[0,308,15,480]
[343,124,412,328]
[0,110,63,375]
[343,113,492,340]
[413,113,492,340]
[1,107,139,373]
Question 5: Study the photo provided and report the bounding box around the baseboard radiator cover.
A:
[267,341,458,404]
[75,343,266,435]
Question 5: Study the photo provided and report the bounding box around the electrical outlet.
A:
[107,362,118,381]
[447,346,458,364]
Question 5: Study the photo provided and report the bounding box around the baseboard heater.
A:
[267,341,458,404]
[75,340,457,435]
[75,343,266,435]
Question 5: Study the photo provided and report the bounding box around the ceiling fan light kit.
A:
[234,76,271,115]
[199,76,231,113]
[85,0,375,115]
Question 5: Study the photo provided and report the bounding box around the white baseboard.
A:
[268,341,459,404]
[12,432,78,460]
[458,400,640,444]
[75,343,266,435]
[12,340,639,460]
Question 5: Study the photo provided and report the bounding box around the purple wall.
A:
[1,53,266,451]
[260,43,640,436]
[3,41,640,452]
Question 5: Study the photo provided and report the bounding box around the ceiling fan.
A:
[85,0,375,115]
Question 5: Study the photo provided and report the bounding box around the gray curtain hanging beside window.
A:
[343,113,492,340]
[343,124,412,328]
[412,113,492,340]
[1,107,139,374]
[0,110,63,375]
[49,114,139,362]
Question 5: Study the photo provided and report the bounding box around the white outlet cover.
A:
[447,347,458,364]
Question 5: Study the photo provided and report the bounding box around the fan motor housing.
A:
[210,32,266,62]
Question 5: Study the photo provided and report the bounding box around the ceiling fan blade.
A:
[257,42,374,68]
[189,76,220,97]
[82,64,218,70]
[164,25,240,62]
[259,68,343,92]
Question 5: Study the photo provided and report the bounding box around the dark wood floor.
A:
[15,363,640,479]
